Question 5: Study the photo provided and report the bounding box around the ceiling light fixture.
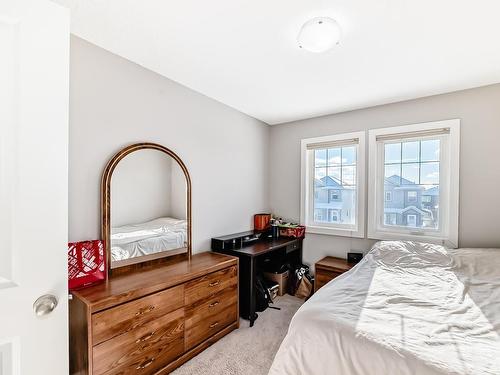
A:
[297,17,341,53]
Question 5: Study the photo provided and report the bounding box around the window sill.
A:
[367,229,457,248]
[306,225,365,239]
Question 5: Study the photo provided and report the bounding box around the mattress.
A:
[269,241,500,375]
[111,217,187,261]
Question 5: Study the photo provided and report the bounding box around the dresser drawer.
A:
[93,308,184,375]
[185,303,237,351]
[92,285,184,345]
[185,284,237,330]
[184,266,237,305]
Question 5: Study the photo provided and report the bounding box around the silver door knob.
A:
[33,294,58,317]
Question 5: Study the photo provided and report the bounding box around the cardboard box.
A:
[264,270,289,296]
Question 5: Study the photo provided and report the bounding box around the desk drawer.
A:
[184,266,237,305]
[92,285,184,345]
[185,303,237,350]
[286,241,300,253]
[93,308,184,375]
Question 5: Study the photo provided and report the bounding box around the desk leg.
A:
[249,257,257,327]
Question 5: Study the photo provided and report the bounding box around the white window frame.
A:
[368,119,460,247]
[385,191,392,202]
[301,131,366,238]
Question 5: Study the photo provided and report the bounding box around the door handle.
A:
[33,294,58,317]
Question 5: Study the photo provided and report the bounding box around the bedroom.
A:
[1,1,499,374]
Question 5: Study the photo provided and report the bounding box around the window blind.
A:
[306,138,359,150]
[375,128,449,142]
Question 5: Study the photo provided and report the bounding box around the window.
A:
[301,131,366,237]
[368,119,460,247]
[329,189,341,202]
[422,195,432,203]
[407,191,417,203]
[329,209,340,222]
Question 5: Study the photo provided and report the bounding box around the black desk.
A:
[213,237,303,327]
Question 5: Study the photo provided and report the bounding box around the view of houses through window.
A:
[383,139,440,229]
[313,146,357,225]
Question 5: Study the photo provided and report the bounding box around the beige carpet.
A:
[172,295,303,375]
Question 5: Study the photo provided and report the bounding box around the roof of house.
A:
[385,174,416,186]
[315,176,342,188]
[423,186,440,196]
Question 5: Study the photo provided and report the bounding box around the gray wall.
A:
[170,161,188,220]
[269,84,500,266]
[111,149,173,228]
[69,36,269,252]
[69,34,500,264]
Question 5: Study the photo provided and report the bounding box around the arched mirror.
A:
[101,143,191,274]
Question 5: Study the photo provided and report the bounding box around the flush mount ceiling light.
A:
[297,17,341,53]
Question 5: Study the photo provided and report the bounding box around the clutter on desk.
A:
[279,223,306,239]
[254,213,306,240]
[254,213,271,231]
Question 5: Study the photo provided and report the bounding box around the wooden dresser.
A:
[69,252,238,375]
[314,256,354,292]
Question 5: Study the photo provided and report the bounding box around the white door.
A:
[0,1,69,374]
[407,214,417,227]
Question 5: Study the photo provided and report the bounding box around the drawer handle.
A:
[135,305,155,316]
[208,280,220,287]
[136,358,155,370]
[136,330,156,343]
[209,321,219,329]
[209,301,220,308]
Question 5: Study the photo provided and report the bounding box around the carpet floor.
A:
[172,295,303,375]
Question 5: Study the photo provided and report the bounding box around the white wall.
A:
[69,36,269,252]
[269,84,500,267]
[111,149,173,227]
[170,162,188,220]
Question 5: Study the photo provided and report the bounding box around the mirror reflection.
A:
[110,149,188,267]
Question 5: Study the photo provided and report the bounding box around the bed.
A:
[269,241,500,375]
[111,217,187,261]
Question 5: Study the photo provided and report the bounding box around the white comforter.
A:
[270,241,500,375]
[111,217,187,261]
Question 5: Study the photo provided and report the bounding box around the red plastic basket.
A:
[68,240,106,290]
[279,225,306,239]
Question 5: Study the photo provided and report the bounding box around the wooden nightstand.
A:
[314,256,355,292]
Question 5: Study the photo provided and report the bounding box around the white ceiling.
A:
[54,0,500,125]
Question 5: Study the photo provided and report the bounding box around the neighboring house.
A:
[421,186,439,228]
[313,174,438,228]
[313,176,355,225]
[384,175,427,227]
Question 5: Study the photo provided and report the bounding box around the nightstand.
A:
[314,256,355,292]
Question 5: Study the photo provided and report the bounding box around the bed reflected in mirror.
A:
[106,145,190,269]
